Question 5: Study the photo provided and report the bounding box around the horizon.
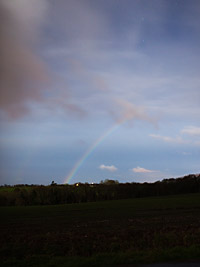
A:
[1,172,200,187]
[0,0,200,185]
[1,170,200,188]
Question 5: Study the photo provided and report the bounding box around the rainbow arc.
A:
[63,120,127,184]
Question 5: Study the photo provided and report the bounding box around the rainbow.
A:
[63,120,126,184]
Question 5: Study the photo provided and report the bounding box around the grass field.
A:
[1,193,200,266]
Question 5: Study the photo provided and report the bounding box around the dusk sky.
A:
[0,0,200,185]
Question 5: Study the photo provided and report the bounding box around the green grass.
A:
[1,193,200,266]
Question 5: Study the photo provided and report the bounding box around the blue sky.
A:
[0,0,200,185]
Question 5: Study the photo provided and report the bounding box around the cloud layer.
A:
[0,0,49,118]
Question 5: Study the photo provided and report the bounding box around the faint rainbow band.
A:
[63,120,126,184]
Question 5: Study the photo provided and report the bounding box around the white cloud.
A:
[132,167,156,173]
[181,126,200,136]
[99,164,117,172]
[150,134,187,144]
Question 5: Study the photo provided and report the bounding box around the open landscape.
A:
[1,190,200,266]
[1,1,200,266]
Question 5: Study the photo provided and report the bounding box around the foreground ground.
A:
[1,194,200,266]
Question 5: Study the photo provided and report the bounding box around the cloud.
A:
[0,0,114,120]
[1,0,199,126]
[181,126,200,136]
[113,99,156,126]
[99,164,117,172]
[132,167,156,173]
[0,0,49,119]
[150,134,187,144]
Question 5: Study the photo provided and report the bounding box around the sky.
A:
[0,0,200,185]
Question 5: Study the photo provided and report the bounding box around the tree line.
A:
[0,174,200,206]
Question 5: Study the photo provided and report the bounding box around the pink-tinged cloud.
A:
[114,99,156,126]
[0,0,108,119]
[0,0,49,119]
[99,164,118,172]
[132,167,156,173]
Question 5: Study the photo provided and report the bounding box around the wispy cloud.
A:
[181,126,200,136]
[150,134,187,144]
[113,99,156,126]
[99,164,117,172]
[132,167,157,173]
